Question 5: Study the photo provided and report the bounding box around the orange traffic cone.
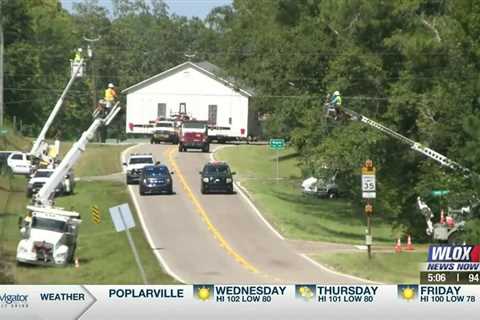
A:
[406,235,414,251]
[395,238,402,253]
[440,209,446,224]
[74,257,80,268]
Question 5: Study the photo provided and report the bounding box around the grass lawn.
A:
[0,130,32,151]
[73,144,128,177]
[216,144,395,244]
[0,181,176,284]
[313,251,427,284]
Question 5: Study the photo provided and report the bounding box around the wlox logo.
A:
[0,293,29,308]
[428,245,480,262]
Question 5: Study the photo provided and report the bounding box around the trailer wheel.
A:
[203,144,210,153]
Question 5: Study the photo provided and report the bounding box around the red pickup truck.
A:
[178,120,209,153]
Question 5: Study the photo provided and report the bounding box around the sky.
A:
[60,0,233,19]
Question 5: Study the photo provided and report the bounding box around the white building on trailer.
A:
[122,61,258,141]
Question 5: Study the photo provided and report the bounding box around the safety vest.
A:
[105,88,116,101]
[74,52,82,62]
[332,95,342,106]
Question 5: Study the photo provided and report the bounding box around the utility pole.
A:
[83,35,101,141]
[83,35,101,112]
[0,5,4,129]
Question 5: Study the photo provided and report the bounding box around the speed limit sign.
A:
[362,162,376,199]
[362,175,376,198]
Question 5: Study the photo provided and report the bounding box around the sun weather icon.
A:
[397,284,418,301]
[295,284,316,301]
[193,284,214,301]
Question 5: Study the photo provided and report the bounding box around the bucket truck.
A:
[16,103,121,266]
[328,106,477,242]
[29,58,86,169]
[8,60,85,176]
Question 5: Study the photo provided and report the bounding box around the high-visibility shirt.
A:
[331,95,342,106]
[105,88,117,101]
[74,52,82,62]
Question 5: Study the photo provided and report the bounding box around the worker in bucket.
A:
[330,90,342,119]
[74,48,83,62]
[104,83,118,110]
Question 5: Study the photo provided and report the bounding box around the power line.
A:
[3,87,90,93]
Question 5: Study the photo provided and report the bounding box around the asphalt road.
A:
[125,143,363,284]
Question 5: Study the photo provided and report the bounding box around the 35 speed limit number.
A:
[362,175,376,198]
[362,176,375,191]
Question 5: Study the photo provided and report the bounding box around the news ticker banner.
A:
[1,284,480,320]
[419,244,480,285]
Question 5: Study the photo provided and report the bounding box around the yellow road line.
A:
[166,147,260,274]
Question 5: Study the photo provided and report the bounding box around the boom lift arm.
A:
[33,102,121,207]
[30,58,85,163]
[343,108,471,176]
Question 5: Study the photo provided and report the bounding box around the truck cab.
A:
[150,119,179,144]
[124,153,155,184]
[27,168,75,198]
[17,207,81,266]
[178,120,209,153]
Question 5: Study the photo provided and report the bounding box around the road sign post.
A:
[362,160,376,260]
[276,149,279,183]
[269,139,285,182]
[365,202,373,259]
[109,203,148,284]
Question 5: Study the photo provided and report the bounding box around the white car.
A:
[123,153,155,184]
[7,152,33,175]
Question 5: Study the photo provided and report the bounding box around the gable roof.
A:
[121,61,253,97]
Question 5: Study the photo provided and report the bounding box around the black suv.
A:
[139,165,174,195]
[200,161,235,194]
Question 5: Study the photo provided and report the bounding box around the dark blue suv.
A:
[139,165,174,195]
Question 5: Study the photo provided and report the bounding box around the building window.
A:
[179,102,187,114]
[208,105,217,125]
[157,103,166,118]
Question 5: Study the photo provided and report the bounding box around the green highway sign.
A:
[0,129,8,135]
[269,138,285,150]
[431,190,449,197]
